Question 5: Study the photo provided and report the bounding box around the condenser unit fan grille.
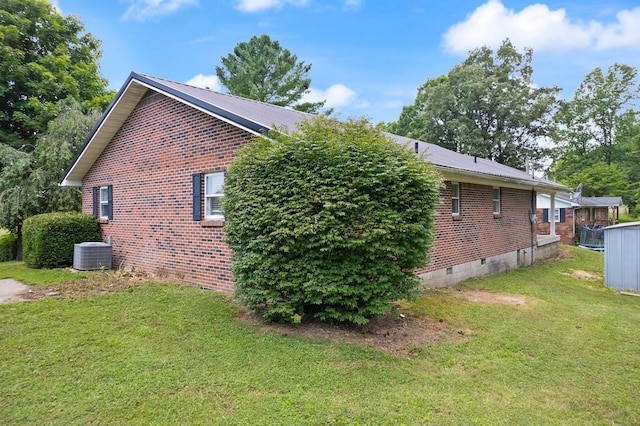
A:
[73,242,112,270]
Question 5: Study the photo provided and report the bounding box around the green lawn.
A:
[1,247,638,425]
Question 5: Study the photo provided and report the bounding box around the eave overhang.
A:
[436,166,568,193]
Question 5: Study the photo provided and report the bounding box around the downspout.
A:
[530,189,536,265]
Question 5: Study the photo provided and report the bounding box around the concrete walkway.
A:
[0,278,30,304]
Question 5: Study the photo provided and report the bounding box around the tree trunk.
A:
[15,224,23,261]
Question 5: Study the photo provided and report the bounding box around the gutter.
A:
[435,165,568,192]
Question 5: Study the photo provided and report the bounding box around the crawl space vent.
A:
[73,242,112,270]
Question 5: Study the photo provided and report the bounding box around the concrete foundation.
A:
[419,235,560,288]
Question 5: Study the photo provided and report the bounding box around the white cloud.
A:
[596,7,640,50]
[48,0,61,13]
[443,0,640,55]
[235,0,309,12]
[185,74,222,91]
[301,84,358,108]
[123,0,198,21]
[344,0,361,10]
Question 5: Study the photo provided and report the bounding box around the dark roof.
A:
[553,192,622,207]
[61,71,567,192]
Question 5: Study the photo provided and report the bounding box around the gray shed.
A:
[604,221,640,292]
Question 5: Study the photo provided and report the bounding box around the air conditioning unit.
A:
[73,242,112,270]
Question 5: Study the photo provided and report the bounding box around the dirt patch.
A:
[1,269,156,303]
[561,269,601,281]
[241,289,532,356]
[240,308,454,357]
[456,289,530,306]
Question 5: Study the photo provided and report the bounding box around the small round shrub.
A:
[223,116,441,324]
[0,233,18,262]
[22,212,101,268]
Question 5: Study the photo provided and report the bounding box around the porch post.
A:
[550,192,556,236]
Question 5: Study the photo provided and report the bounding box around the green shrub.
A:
[0,233,18,261]
[223,116,441,324]
[22,212,101,268]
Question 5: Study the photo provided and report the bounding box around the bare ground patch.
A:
[455,289,531,306]
[240,308,454,357]
[239,288,532,356]
[14,269,158,302]
[561,269,602,281]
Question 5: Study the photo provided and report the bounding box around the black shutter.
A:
[542,208,549,223]
[192,173,202,221]
[92,187,98,217]
[560,208,566,223]
[107,185,113,220]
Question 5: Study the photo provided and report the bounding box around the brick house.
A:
[536,192,622,245]
[61,72,567,291]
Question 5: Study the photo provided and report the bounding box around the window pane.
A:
[451,183,459,198]
[206,196,222,216]
[100,187,109,201]
[452,199,459,214]
[100,204,109,218]
[205,173,224,196]
[493,200,500,214]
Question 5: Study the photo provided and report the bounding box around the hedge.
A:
[0,233,18,262]
[22,212,102,268]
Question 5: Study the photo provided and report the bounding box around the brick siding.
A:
[83,92,540,292]
[416,182,535,275]
[82,92,252,291]
[536,207,575,245]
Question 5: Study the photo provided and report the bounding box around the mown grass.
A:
[0,261,93,285]
[1,246,639,425]
[618,213,639,223]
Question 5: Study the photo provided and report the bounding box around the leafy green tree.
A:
[388,39,559,170]
[0,99,101,258]
[215,34,325,113]
[550,64,640,211]
[223,116,441,324]
[0,0,111,149]
[554,63,639,166]
[615,114,640,214]
[559,162,628,198]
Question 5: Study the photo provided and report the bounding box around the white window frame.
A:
[99,186,109,219]
[553,208,560,223]
[204,172,225,220]
[451,182,460,216]
[492,187,500,215]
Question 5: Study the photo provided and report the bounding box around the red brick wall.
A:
[83,92,540,292]
[575,207,610,228]
[536,207,575,244]
[416,182,535,274]
[82,92,252,291]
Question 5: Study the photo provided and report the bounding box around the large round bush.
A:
[223,116,441,324]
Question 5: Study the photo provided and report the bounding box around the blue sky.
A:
[52,0,640,123]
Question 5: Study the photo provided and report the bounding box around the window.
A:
[100,186,110,219]
[492,187,500,214]
[451,182,460,215]
[543,208,565,223]
[205,172,225,219]
[93,185,112,220]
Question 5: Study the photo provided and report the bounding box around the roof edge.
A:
[133,73,272,136]
[60,71,140,186]
[436,165,569,192]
